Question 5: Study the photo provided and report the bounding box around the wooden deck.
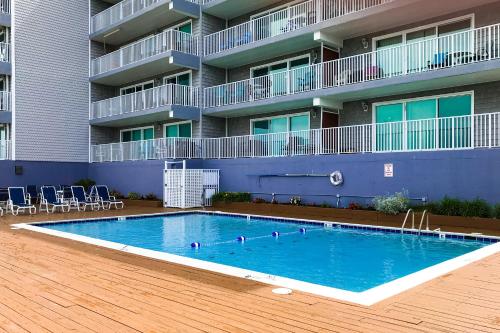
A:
[0,207,499,332]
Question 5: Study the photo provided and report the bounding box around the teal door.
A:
[375,103,404,151]
[438,95,472,148]
[406,99,437,150]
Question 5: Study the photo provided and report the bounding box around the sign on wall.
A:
[384,163,394,178]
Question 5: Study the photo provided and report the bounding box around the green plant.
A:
[127,192,142,200]
[373,191,409,215]
[494,204,500,219]
[437,197,464,216]
[253,197,267,204]
[461,198,492,218]
[211,192,251,203]
[74,178,96,191]
[348,202,362,210]
[290,196,302,206]
[144,193,159,201]
[319,202,332,208]
[110,189,124,199]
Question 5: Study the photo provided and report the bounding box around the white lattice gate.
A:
[163,161,219,209]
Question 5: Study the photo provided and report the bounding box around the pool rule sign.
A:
[384,163,394,178]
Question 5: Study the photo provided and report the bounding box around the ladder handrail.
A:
[418,210,430,235]
[401,208,415,232]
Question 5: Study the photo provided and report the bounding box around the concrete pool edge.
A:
[12,210,500,306]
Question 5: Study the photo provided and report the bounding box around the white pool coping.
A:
[12,210,500,306]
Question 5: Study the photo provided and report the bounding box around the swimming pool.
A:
[16,212,500,305]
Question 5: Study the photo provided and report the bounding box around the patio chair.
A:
[0,187,8,212]
[62,186,78,210]
[71,186,100,212]
[8,187,36,215]
[26,185,39,204]
[95,185,124,210]
[40,186,70,213]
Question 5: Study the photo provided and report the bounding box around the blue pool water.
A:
[39,213,490,292]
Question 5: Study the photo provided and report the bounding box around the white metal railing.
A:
[91,84,199,120]
[0,91,10,111]
[91,0,199,33]
[0,43,10,63]
[0,0,10,14]
[205,23,500,108]
[0,140,11,160]
[90,112,500,162]
[91,30,198,76]
[204,0,393,55]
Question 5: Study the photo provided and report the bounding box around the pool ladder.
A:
[401,209,430,235]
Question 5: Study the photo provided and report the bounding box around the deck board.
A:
[0,207,498,332]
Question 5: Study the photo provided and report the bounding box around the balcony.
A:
[203,0,395,68]
[90,0,200,45]
[0,0,10,27]
[90,84,200,127]
[91,112,500,162]
[90,30,199,86]
[0,43,10,75]
[0,91,11,123]
[204,23,500,116]
[202,0,284,20]
[0,140,10,160]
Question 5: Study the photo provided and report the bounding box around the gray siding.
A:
[14,0,89,162]
[340,81,500,126]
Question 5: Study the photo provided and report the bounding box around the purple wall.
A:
[0,160,88,187]
[86,149,500,206]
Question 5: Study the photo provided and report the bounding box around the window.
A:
[121,127,154,142]
[251,113,310,135]
[163,71,192,86]
[120,81,154,95]
[374,92,473,151]
[173,21,192,34]
[164,122,192,138]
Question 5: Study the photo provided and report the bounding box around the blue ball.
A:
[237,236,246,242]
[272,231,280,237]
[191,242,201,248]
[299,228,307,234]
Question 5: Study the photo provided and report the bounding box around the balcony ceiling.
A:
[204,60,500,118]
[203,0,283,20]
[91,0,199,45]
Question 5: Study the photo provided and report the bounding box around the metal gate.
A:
[163,161,219,209]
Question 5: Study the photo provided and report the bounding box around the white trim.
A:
[163,120,193,138]
[250,0,303,20]
[372,14,475,50]
[250,111,310,134]
[164,19,193,33]
[250,54,311,78]
[372,90,475,124]
[12,211,500,307]
[119,125,155,142]
[162,70,192,85]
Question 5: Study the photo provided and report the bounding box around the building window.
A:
[121,127,154,142]
[163,71,192,86]
[374,92,473,151]
[120,81,154,95]
[251,113,310,135]
[164,122,192,138]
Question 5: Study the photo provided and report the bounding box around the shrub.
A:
[461,198,492,218]
[494,204,500,219]
[253,197,267,204]
[320,202,332,208]
[127,192,142,200]
[74,178,96,191]
[211,192,251,203]
[110,189,124,199]
[437,197,464,216]
[348,202,362,210]
[289,196,302,206]
[373,191,409,215]
[144,193,159,201]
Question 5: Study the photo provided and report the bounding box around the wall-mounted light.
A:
[311,109,318,118]
[361,38,369,49]
[361,102,369,112]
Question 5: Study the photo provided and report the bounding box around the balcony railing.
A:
[0,140,11,160]
[0,0,10,14]
[91,0,199,33]
[0,91,10,111]
[91,112,500,162]
[91,30,199,76]
[91,84,199,120]
[0,43,10,63]
[204,0,393,56]
[205,23,500,108]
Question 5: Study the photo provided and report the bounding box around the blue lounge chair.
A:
[40,186,70,213]
[8,187,36,215]
[71,186,100,211]
[26,185,39,204]
[95,185,124,210]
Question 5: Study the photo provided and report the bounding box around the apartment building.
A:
[0,0,10,160]
[88,0,500,202]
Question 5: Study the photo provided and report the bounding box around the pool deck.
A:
[0,207,499,332]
